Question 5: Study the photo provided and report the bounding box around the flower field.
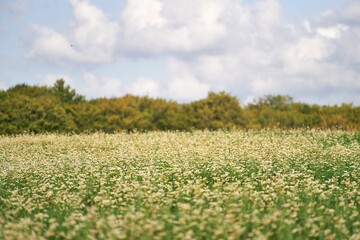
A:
[0,131,359,239]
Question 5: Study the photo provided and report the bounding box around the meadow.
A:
[0,131,359,239]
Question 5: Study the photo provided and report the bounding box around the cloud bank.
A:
[27,0,360,104]
[27,0,118,63]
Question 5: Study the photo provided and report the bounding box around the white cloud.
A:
[321,10,334,18]
[316,24,348,39]
[303,21,312,33]
[27,0,118,64]
[284,36,334,72]
[0,82,7,90]
[121,0,166,30]
[27,25,79,63]
[343,1,360,23]
[152,0,360,104]
[167,77,210,102]
[24,0,360,104]
[120,0,226,54]
[80,72,122,98]
[165,59,210,101]
[69,0,119,62]
[39,74,76,88]
[124,77,161,98]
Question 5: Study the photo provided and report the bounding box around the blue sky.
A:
[0,0,359,104]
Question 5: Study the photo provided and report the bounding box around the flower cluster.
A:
[0,131,359,239]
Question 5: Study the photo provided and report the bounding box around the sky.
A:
[0,0,359,105]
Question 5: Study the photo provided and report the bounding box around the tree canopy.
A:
[0,80,359,134]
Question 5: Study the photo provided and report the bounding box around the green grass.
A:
[0,131,359,239]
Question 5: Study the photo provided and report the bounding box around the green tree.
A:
[1,80,360,134]
[51,79,85,103]
[0,94,76,134]
[138,97,188,131]
[7,84,52,98]
[256,95,294,110]
[189,92,245,129]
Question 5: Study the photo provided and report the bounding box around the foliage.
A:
[187,91,245,129]
[51,79,85,103]
[0,81,359,134]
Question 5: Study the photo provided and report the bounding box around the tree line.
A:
[0,79,359,134]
